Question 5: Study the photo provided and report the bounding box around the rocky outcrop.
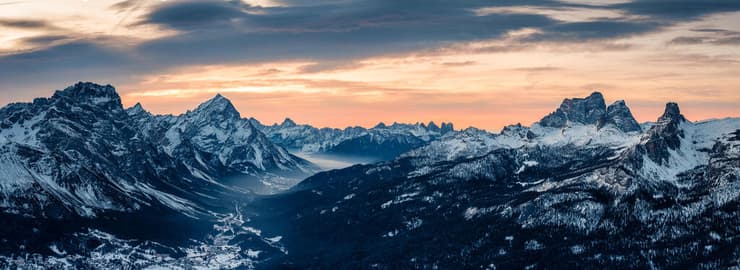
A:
[540,91,641,132]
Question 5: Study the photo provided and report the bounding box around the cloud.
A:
[613,0,740,20]
[668,36,705,45]
[668,28,740,45]
[109,0,145,12]
[1,0,740,95]
[0,41,133,91]
[298,61,367,73]
[0,18,55,30]
[525,20,664,41]
[441,61,476,67]
[512,66,563,72]
[138,1,248,30]
[129,0,559,68]
[20,35,69,46]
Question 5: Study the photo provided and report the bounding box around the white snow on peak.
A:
[0,111,46,148]
[640,118,740,182]
[404,122,642,163]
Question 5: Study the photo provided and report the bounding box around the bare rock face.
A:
[540,92,607,128]
[639,102,687,165]
[540,92,641,133]
[600,100,642,132]
[440,122,455,134]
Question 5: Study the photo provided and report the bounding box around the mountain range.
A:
[251,115,454,161]
[0,83,738,269]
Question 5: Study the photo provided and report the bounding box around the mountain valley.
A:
[0,83,738,269]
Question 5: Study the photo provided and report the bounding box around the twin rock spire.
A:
[539,92,642,132]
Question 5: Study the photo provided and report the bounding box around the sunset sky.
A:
[1,0,739,131]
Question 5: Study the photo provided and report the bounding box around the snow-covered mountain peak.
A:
[281,118,297,127]
[191,93,240,120]
[427,121,440,132]
[501,123,534,139]
[657,102,686,124]
[404,93,646,163]
[538,92,640,132]
[125,102,149,116]
[601,99,641,132]
[275,102,738,269]
[50,82,122,110]
[539,91,607,128]
[636,102,691,166]
[440,122,454,134]
[587,91,605,101]
[55,81,118,99]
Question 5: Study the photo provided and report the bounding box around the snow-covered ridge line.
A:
[248,117,457,160]
[0,82,312,219]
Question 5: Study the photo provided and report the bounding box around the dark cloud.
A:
[669,36,704,45]
[139,1,248,29]
[131,0,558,67]
[21,35,69,46]
[2,0,740,93]
[298,61,367,73]
[669,28,740,46]
[0,18,55,29]
[525,20,664,41]
[646,53,740,66]
[0,42,133,91]
[613,0,740,20]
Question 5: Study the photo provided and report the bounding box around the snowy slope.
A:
[0,82,303,269]
[252,93,740,269]
[0,82,233,219]
[2,86,738,269]
[130,94,315,180]
[253,119,455,160]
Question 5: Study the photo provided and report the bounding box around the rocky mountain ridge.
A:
[250,93,740,269]
[1,86,738,269]
[251,117,456,161]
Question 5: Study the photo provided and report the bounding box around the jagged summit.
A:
[539,91,640,132]
[635,102,690,166]
[601,100,641,132]
[125,102,148,116]
[198,93,234,109]
[50,82,122,108]
[440,122,454,134]
[247,117,263,127]
[658,102,686,124]
[374,122,387,129]
[55,82,118,98]
[281,117,297,127]
[427,121,440,132]
[501,123,535,139]
[540,91,606,128]
[191,93,240,119]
